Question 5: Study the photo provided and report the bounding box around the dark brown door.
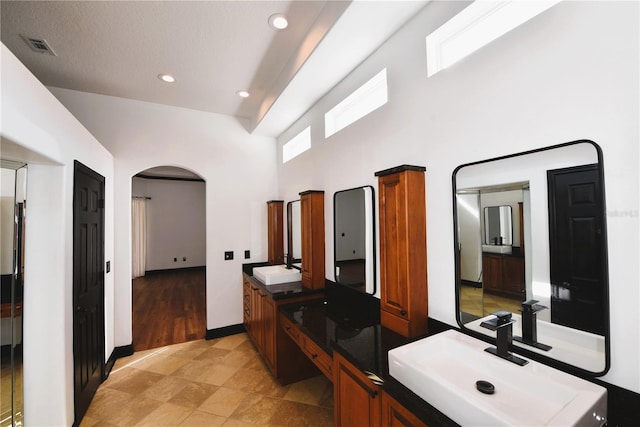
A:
[548,164,605,335]
[73,161,105,424]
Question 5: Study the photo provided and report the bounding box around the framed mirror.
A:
[1,160,27,426]
[453,140,609,375]
[286,200,302,269]
[333,186,376,294]
[484,205,513,246]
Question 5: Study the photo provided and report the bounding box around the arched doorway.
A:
[131,166,206,351]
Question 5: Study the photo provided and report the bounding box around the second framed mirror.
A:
[333,186,376,294]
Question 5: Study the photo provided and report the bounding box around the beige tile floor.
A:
[81,333,333,427]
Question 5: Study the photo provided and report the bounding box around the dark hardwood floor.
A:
[132,268,206,351]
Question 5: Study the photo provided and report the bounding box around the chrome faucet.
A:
[514,300,552,351]
[480,311,528,366]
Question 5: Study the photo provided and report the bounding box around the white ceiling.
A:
[1,1,428,137]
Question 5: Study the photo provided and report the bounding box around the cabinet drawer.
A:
[302,335,333,380]
[280,314,300,342]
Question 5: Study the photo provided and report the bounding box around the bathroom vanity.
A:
[244,265,457,426]
[481,251,525,299]
[242,267,324,385]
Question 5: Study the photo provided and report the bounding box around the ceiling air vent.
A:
[20,34,57,56]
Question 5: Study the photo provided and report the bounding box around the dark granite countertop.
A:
[279,286,459,427]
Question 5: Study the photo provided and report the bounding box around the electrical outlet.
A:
[174,257,177,262]
[183,256,187,261]
[224,251,234,260]
[244,250,250,259]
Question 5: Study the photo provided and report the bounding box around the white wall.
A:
[49,87,278,342]
[132,177,206,271]
[277,1,639,393]
[1,44,115,426]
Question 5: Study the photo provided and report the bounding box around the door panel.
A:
[548,164,604,335]
[73,161,105,425]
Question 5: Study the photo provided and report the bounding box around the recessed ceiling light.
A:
[268,13,288,30]
[236,90,250,98]
[158,73,175,83]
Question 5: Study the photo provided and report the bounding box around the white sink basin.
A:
[253,265,301,285]
[388,330,607,426]
[482,244,513,254]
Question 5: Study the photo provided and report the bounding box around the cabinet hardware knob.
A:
[312,354,318,359]
[400,310,407,316]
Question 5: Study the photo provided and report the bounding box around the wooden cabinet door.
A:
[262,294,276,372]
[333,352,380,427]
[301,194,312,281]
[243,279,251,332]
[377,167,427,337]
[250,286,262,347]
[379,173,409,318]
[381,391,428,427]
[482,254,502,293]
[267,200,284,265]
[300,191,325,289]
[502,256,525,297]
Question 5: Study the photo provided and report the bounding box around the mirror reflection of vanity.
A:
[454,140,609,375]
[333,186,376,294]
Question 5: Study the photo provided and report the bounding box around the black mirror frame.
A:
[452,139,610,377]
[333,185,377,295]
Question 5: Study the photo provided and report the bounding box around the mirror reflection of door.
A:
[1,161,27,427]
[548,164,605,335]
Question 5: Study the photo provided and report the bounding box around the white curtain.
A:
[132,197,147,278]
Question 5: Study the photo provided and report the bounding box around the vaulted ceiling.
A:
[1,1,428,137]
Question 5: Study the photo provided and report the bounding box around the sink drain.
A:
[476,380,495,394]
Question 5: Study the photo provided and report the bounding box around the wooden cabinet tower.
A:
[267,200,284,265]
[299,191,325,289]
[375,165,428,338]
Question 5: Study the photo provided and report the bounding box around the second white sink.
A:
[253,265,301,285]
[388,329,606,426]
